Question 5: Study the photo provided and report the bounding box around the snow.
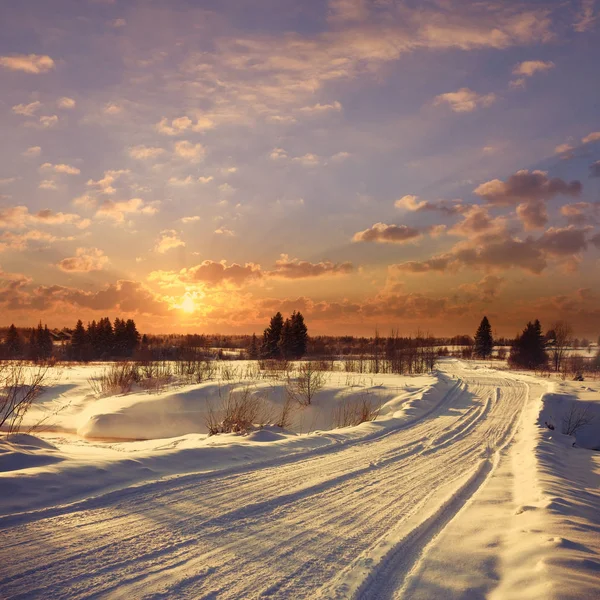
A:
[1,359,599,599]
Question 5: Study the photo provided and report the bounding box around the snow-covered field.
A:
[1,359,598,599]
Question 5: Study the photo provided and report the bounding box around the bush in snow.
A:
[205,386,273,435]
[0,362,50,437]
[286,362,326,406]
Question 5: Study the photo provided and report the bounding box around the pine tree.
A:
[278,317,293,358]
[248,333,259,359]
[124,319,140,356]
[4,324,23,358]
[70,320,88,361]
[40,325,53,359]
[474,316,493,359]
[261,312,284,359]
[290,311,308,359]
[509,319,548,369]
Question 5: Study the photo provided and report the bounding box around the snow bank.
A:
[1,367,447,517]
[539,382,600,449]
[0,434,63,473]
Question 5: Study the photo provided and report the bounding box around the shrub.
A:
[0,362,50,437]
[205,386,272,435]
[333,392,381,428]
[286,362,326,406]
[89,362,140,396]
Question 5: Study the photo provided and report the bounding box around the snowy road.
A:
[0,364,537,599]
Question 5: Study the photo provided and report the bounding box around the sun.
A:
[180,295,195,313]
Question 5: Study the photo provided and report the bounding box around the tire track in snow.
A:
[0,367,530,599]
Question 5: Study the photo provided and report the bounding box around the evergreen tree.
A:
[69,320,88,361]
[474,316,493,359]
[124,319,140,356]
[278,317,294,358]
[261,312,284,358]
[4,324,23,358]
[248,333,259,359]
[113,317,127,356]
[509,319,548,369]
[290,311,308,359]
[40,325,53,359]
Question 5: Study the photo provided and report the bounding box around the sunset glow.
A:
[0,1,599,336]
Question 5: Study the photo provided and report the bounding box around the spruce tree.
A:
[248,333,259,359]
[290,311,308,359]
[474,316,493,359]
[278,317,293,358]
[124,319,140,356]
[5,324,23,358]
[261,312,284,358]
[70,319,87,361]
[509,320,548,369]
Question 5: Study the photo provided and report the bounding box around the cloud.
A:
[129,145,165,160]
[573,0,597,32]
[560,202,600,225]
[112,18,126,28]
[57,97,76,109]
[0,54,55,74]
[174,140,205,162]
[103,102,123,115]
[516,199,548,230]
[155,230,185,254]
[0,279,171,315]
[198,176,214,184]
[0,206,89,230]
[87,169,129,195]
[458,274,505,302]
[214,227,235,236]
[270,148,288,161]
[40,162,80,175]
[151,260,263,288]
[270,255,353,279]
[300,101,343,113]
[22,146,41,157]
[156,116,191,135]
[512,60,555,77]
[474,169,582,205]
[353,223,422,244]
[394,225,592,275]
[58,248,109,272]
[95,198,159,222]
[38,115,59,128]
[395,194,464,215]
[582,131,600,144]
[38,180,58,190]
[0,229,75,252]
[168,175,194,186]
[590,160,600,177]
[12,101,42,116]
[156,116,213,135]
[448,205,506,238]
[434,88,496,112]
[181,215,200,223]
[292,153,320,166]
[554,143,575,156]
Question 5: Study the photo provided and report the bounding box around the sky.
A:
[0,0,599,337]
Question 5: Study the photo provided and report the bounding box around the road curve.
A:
[0,363,533,599]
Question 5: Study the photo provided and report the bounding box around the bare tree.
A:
[286,362,325,406]
[561,402,594,436]
[0,363,50,437]
[549,321,573,373]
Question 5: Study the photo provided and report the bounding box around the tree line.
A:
[1,318,141,361]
